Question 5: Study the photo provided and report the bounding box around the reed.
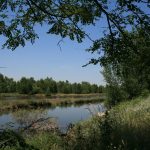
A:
[0,94,104,112]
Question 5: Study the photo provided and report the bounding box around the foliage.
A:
[102,29,150,105]
[17,77,34,94]
[45,87,51,97]
[0,74,103,94]
[0,130,36,150]
[140,89,150,98]
[0,1,149,104]
[65,95,150,150]
[102,65,127,106]
[0,130,63,150]
[0,74,16,93]
[0,1,150,78]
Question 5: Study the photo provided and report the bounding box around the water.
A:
[0,103,106,132]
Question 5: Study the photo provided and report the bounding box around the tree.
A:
[98,85,105,93]
[0,0,149,66]
[103,28,150,104]
[0,74,17,93]
[91,84,99,93]
[57,81,65,93]
[72,83,82,94]
[103,65,127,105]
[5,78,17,93]
[61,80,72,94]
[1,1,150,102]
[45,87,51,97]
[36,79,45,93]
[0,74,7,93]
[17,77,33,94]
[81,82,91,94]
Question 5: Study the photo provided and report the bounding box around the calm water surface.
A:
[0,103,106,131]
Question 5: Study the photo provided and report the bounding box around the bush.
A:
[140,89,149,98]
[106,85,127,106]
[0,130,36,150]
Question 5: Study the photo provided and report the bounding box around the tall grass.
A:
[107,96,150,149]
[65,95,150,150]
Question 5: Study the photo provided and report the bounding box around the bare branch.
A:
[57,38,64,51]
[22,117,52,131]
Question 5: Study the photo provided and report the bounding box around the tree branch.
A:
[106,14,114,50]
[26,0,38,20]
[93,0,125,35]
[52,1,94,42]
[28,0,66,18]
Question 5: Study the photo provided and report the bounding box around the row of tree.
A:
[0,74,104,94]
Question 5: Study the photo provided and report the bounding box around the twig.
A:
[52,1,94,43]
[28,0,66,18]
[22,117,53,131]
[57,38,64,51]
[93,0,125,35]
[0,138,13,146]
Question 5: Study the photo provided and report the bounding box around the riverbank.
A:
[64,95,150,149]
[1,95,150,150]
[0,93,105,112]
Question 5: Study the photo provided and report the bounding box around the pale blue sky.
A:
[0,22,107,85]
[0,2,147,85]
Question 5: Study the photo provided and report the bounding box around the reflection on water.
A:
[12,109,49,128]
[0,103,106,131]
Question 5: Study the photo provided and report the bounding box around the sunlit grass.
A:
[25,132,63,150]
[65,95,150,149]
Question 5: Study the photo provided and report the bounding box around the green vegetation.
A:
[0,1,150,149]
[0,1,149,57]
[0,74,104,95]
[65,95,150,150]
[1,95,149,150]
[102,29,150,106]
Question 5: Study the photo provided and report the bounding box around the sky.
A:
[0,2,148,86]
[0,23,106,85]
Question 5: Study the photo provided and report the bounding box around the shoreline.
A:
[0,93,105,113]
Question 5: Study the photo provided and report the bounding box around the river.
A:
[0,103,106,132]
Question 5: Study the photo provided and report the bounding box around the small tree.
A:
[45,87,51,97]
[17,77,33,94]
[103,66,127,106]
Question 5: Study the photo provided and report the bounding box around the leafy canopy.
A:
[0,1,149,54]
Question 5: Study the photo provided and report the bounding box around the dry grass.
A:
[0,93,105,112]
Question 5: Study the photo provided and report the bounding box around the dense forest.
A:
[0,74,104,95]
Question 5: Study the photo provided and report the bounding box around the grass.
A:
[64,95,150,150]
[0,93,105,99]
[107,96,150,149]
[0,93,105,112]
[25,132,63,150]
[0,95,149,150]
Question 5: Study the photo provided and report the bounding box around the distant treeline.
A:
[0,74,105,95]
